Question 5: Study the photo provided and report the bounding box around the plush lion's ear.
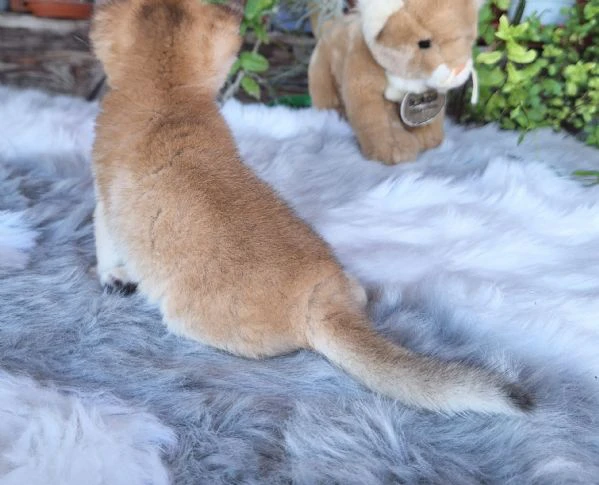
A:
[359,0,406,42]
[205,0,246,19]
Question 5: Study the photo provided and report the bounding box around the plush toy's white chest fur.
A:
[384,73,430,102]
[384,64,478,105]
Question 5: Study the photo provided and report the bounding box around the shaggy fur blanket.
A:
[1,86,599,484]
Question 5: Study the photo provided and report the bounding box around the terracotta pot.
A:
[26,0,93,20]
[9,0,30,12]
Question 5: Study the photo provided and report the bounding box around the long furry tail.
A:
[308,311,533,414]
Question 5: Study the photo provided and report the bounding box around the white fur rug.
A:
[1,85,599,484]
[0,371,175,485]
[224,97,599,380]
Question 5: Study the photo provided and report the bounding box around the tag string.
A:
[470,68,479,105]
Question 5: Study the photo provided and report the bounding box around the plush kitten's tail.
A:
[308,311,533,414]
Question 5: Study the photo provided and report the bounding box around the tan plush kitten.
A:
[90,0,532,414]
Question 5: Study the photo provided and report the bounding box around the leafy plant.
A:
[573,169,599,185]
[218,0,347,101]
[458,0,599,147]
[216,0,277,100]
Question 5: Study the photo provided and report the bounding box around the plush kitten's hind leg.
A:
[94,201,138,295]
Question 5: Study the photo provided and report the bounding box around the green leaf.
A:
[244,0,275,20]
[239,52,269,73]
[477,50,503,65]
[584,3,599,20]
[584,126,599,148]
[542,79,562,96]
[513,111,529,128]
[478,66,506,87]
[495,15,512,40]
[512,22,529,38]
[506,62,528,84]
[506,40,537,63]
[573,170,599,178]
[527,105,546,122]
[240,76,261,99]
[269,94,312,108]
[565,81,578,96]
[244,0,262,20]
[542,45,563,58]
[520,58,548,77]
[494,0,510,10]
[229,59,241,76]
[253,23,269,43]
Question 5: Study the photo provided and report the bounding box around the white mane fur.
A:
[358,0,405,43]
[358,0,486,44]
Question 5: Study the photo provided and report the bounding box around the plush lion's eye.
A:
[418,39,432,49]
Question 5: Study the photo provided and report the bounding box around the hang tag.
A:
[399,90,446,127]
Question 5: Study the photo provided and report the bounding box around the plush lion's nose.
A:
[452,63,468,76]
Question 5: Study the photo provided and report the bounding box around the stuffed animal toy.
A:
[308,0,482,164]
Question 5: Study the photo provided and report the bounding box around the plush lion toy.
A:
[308,0,482,164]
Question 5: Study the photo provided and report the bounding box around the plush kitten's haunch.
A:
[91,0,532,414]
[309,0,481,164]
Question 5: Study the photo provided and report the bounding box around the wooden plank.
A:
[0,13,104,98]
[0,12,88,33]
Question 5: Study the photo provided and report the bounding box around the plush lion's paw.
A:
[417,126,444,150]
[360,133,421,165]
[98,265,138,296]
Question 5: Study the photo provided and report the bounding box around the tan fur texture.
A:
[309,0,481,164]
[91,0,532,414]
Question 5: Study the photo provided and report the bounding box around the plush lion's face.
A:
[360,0,482,94]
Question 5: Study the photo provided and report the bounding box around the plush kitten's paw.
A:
[99,266,138,296]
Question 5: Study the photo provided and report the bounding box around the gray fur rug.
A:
[1,86,599,484]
